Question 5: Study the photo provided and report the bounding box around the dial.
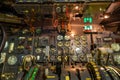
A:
[64,42,70,47]
[7,55,17,65]
[64,35,70,40]
[35,48,42,54]
[57,41,63,47]
[57,35,63,41]
[56,7,61,13]
[57,56,61,61]
[74,35,80,41]
[72,55,78,61]
[81,36,87,41]
[111,43,120,52]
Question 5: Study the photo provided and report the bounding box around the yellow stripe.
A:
[46,76,55,78]
[65,76,70,80]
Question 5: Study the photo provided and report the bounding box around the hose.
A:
[0,24,6,53]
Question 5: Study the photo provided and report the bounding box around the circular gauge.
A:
[43,48,46,53]
[75,47,82,54]
[74,40,80,45]
[51,48,56,54]
[72,55,78,61]
[57,35,63,41]
[57,41,63,47]
[64,35,70,40]
[62,5,66,12]
[81,41,87,45]
[56,7,61,13]
[81,36,87,41]
[7,55,17,65]
[111,43,120,52]
[64,42,70,47]
[35,48,42,54]
[57,56,61,61]
[74,35,80,41]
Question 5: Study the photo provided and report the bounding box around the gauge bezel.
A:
[7,55,17,65]
[57,35,63,41]
[64,35,70,40]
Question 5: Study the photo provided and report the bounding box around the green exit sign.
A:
[84,17,92,23]
[84,25,92,30]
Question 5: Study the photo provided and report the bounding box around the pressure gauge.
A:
[81,36,87,41]
[64,35,70,40]
[74,35,80,41]
[7,55,17,65]
[56,7,61,13]
[64,42,70,47]
[72,55,78,61]
[57,56,61,61]
[51,48,56,54]
[111,43,120,52]
[35,48,42,54]
[63,5,66,12]
[57,41,63,47]
[57,35,63,41]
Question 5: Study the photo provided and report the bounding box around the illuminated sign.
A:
[84,25,92,30]
[84,17,92,23]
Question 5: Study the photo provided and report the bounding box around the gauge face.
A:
[76,47,82,54]
[72,55,78,61]
[57,41,63,47]
[56,7,61,13]
[81,36,87,41]
[62,5,66,12]
[81,41,87,46]
[7,55,17,65]
[64,35,70,40]
[35,48,42,54]
[111,43,120,52]
[51,48,56,54]
[64,42,70,47]
[74,35,80,41]
[57,56,61,61]
[57,35,63,41]
[74,40,80,45]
